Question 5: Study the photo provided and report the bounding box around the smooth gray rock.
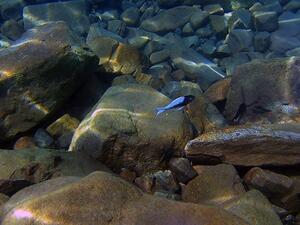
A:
[226,29,253,53]
[140,6,199,33]
[253,11,278,32]
[121,7,140,26]
[23,0,90,35]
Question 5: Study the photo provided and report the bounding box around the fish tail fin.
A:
[155,107,165,116]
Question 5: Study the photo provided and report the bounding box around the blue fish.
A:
[156,95,195,115]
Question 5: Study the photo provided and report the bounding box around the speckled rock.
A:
[224,57,300,124]
[2,171,250,225]
[185,123,300,167]
[23,0,90,35]
[182,164,245,205]
[69,84,193,174]
[0,22,97,141]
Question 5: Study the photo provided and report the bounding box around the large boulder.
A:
[69,84,193,174]
[224,57,300,124]
[184,123,300,167]
[23,0,90,35]
[0,22,97,141]
[140,6,199,33]
[1,171,250,225]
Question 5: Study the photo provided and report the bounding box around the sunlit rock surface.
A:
[0,148,109,182]
[225,57,300,124]
[185,123,300,166]
[2,171,250,225]
[224,190,283,225]
[23,0,90,35]
[182,164,245,205]
[87,24,143,74]
[69,84,193,174]
[0,22,97,141]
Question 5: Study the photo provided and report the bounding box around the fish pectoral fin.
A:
[155,107,165,116]
[176,106,185,111]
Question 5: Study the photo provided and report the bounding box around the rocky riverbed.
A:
[0,0,300,224]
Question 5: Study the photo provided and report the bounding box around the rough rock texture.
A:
[140,6,199,33]
[182,164,245,205]
[185,123,300,166]
[0,22,97,141]
[224,190,283,225]
[2,171,250,225]
[224,57,300,124]
[0,148,109,182]
[23,0,90,35]
[69,84,193,174]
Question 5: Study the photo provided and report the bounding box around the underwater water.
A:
[0,0,300,224]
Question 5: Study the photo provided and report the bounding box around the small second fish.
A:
[156,95,195,116]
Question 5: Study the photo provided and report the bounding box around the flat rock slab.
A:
[185,123,300,167]
[2,171,249,225]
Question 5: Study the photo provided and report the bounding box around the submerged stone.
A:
[1,171,249,225]
[69,84,193,174]
[23,0,90,35]
[185,123,300,167]
[0,22,97,141]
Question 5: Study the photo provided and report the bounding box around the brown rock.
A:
[186,95,228,134]
[69,84,193,174]
[2,171,249,225]
[273,178,300,212]
[185,123,300,167]
[119,168,136,183]
[46,114,80,139]
[168,158,198,184]
[225,57,300,124]
[134,175,155,193]
[13,136,36,150]
[0,22,97,141]
[224,190,283,225]
[204,78,231,103]
[182,164,245,205]
[0,193,9,221]
[0,179,33,196]
[244,167,294,196]
[0,148,110,182]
